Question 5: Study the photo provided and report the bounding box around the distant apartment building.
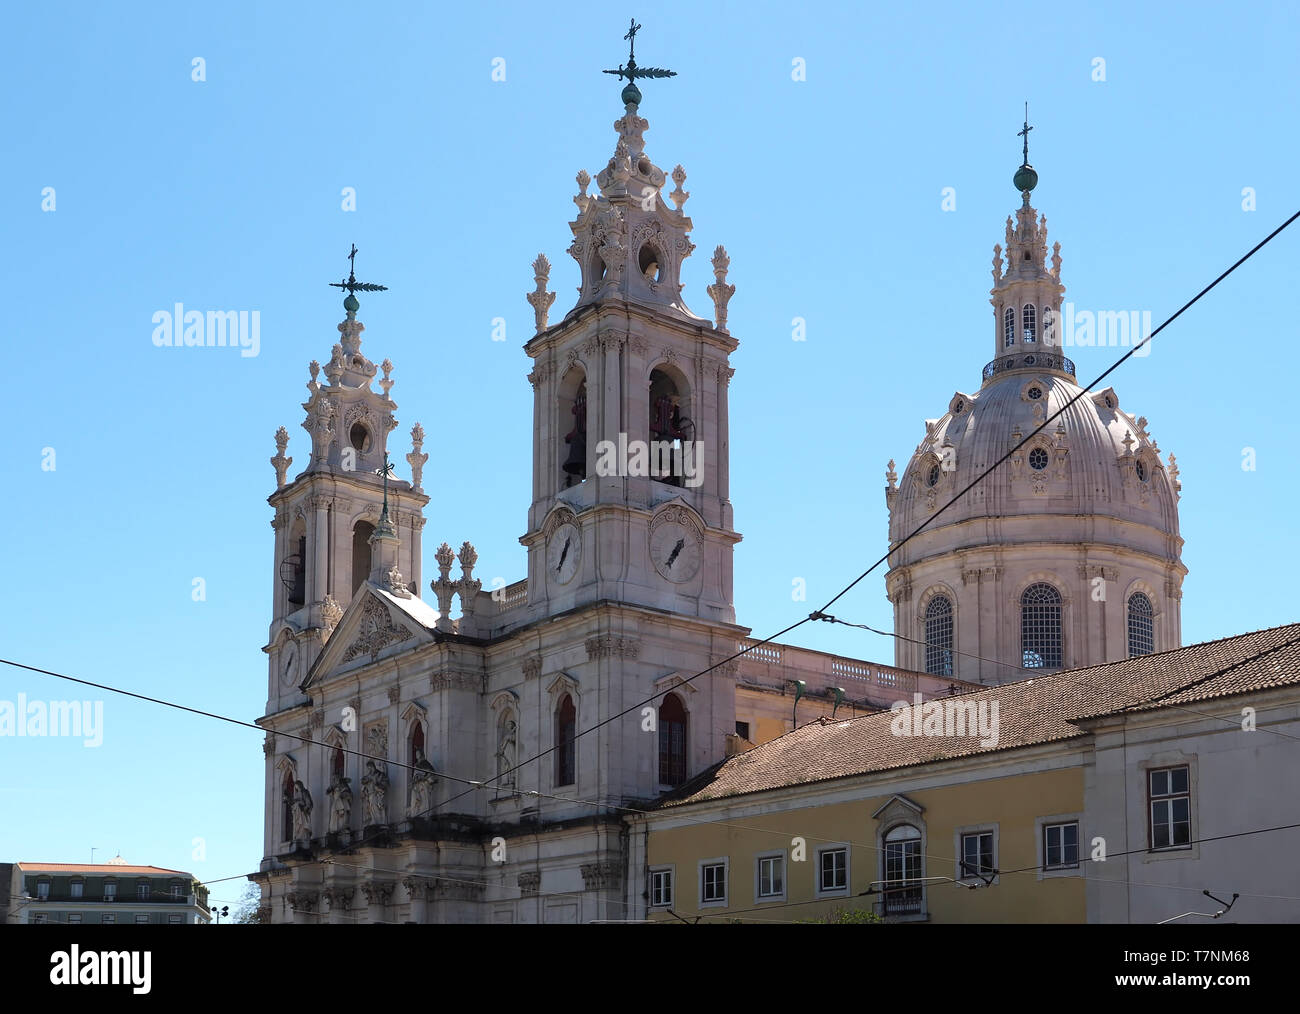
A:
[9,855,209,925]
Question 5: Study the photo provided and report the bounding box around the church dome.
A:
[883,135,1186,685]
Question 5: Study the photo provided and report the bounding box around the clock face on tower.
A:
[650,518,701,584]
[546,522,582,586]
[281,643,298,688]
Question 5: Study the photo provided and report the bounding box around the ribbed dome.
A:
[889,371,1180,545]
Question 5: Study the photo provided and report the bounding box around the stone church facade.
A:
[252,77,1186,922]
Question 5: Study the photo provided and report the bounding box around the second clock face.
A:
[650,521,701,583]
[546,523,582,585]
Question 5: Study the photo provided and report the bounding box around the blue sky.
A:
[2,1,1297,905]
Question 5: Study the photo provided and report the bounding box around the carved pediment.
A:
[342,597,415,663]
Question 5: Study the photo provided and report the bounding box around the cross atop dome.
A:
[1014,103,1039,195]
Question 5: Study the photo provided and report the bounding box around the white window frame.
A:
[134,914,150,924]
[168,914,183,924]
[101,914,116,925]
[698,857,729,908]
[648,866,674,909]
[953,823,999,885]
[755,850,787,903]
[137,883,151,901]
[70,880,84,899]
[103,882,117,902]
[67,913,82,924]
[1148,763,1193,853]
[36,881,50,900]
[1035,813,1085,879]
[815,843,850,898]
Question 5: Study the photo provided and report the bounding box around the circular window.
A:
[1135,459,1148,482]
[927,464,941,487]
[1027,386,1043,400]
[1028,447,1049,471]
[350,423,368,451]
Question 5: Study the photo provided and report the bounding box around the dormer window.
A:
[1028,447,1050,471]
[927,464,941,487]
[1135,459,1148,482]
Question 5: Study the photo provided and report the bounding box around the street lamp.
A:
[212,905,229,924]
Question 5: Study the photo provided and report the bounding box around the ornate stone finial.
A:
[271,427,293,488]
[406,422,428,493]
[992,244,1003,284]
[669,164,689,211]
[1051,241,1062,280]
[431,542,457,632]
[456,542,482,623]
[308,360,320,390]
[526,253,557,334]
[1135,416,1150,441]
[574,169,592,215]
[379,358,394,398]
[321,594,343,638]
[707,245,736,333]
[325,344,345,386]
[1167,453,1182,499]
[886,459,898,490]
[1122,430,1134,455]
[305,397,336,464]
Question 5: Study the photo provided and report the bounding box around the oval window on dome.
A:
[953,400,964,414]
[1135,459,1148,482]
[927,464,941,487]
[1027,386,1043,401]
[1029,447,1049,471]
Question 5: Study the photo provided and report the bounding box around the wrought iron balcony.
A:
[982,350,1076,382]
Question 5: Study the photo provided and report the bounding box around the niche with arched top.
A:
[648,367,695,488]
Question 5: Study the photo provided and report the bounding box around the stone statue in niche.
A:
[292,780,313,842]
[362,760,389,827]
[327,775,353,835]
[407,748,438,819]
[495,717,517,790]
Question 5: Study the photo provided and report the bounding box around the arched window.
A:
[555,694,576,786]
[1003,307,1015,347]
[331,745,345,782]
[883,824,923,915]
[924,596,953,677]
[1041,307,1055,346]
[1128,593,1154,657]
[658,693,688,787]
[1022,304,1037,343]
[351,521,375,595]
[1021,583,1062,668]
[409,721,425,766]
[283,521,307,606]
[280,770,295,843]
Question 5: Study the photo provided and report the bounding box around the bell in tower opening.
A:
[562,380,587,486]
[649,368,694,488]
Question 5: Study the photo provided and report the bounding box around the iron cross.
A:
[1018,102,1033,165]
[330,244,389,296]
[602,17,676,84]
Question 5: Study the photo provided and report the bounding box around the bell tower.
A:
[264,249,429,710]
[520,29,740,624]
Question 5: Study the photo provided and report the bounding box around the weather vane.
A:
[602,17,676,91]
[330,244,389,302]
[1018,102,1033,166]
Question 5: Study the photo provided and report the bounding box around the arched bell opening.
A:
[558,367,588,488]
[648,367,695,488]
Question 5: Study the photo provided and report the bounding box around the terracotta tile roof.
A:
[17,863,191,876]
[657,622,1300,809]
